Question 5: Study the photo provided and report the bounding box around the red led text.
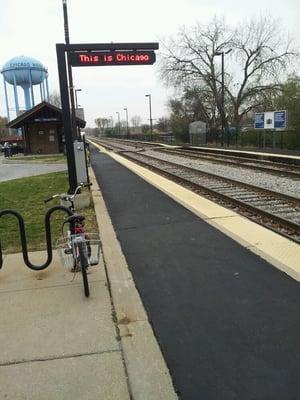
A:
[71,51,156,67]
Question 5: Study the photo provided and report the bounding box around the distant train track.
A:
[156,148,300,179]
[91,138,300,242]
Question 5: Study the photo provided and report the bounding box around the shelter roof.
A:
[7,101,86,129]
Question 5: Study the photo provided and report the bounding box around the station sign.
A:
[274,110,287,129]
[255,110,287,129]
[255,113,264,129]
[70,51,156,67]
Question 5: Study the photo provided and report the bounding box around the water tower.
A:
[1,56,49,121]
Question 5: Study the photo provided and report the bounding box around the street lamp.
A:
[116,112,121,135]
[145,94,153,141]
[62,0,78,140]
[214,49,232,147]
[124,108,129,137]
[75,89,82,109]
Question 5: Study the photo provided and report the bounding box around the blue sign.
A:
[255,110,287,129]
[255,113,265,129]
[274,111,287,129]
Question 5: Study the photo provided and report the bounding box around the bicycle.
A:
[44,183,100,297]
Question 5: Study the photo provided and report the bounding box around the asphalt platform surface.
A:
[91,148,300,400]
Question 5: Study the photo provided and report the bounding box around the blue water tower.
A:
[1,56,49,121]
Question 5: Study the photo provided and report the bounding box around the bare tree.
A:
[95,118,109,136]
[159,15,297,134]
[48,91,61,108]
[131,115,142,131]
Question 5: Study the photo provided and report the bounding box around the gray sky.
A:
[0,0,299,127]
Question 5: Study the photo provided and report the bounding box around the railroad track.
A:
[93,137,300,178]
[93,139,300,242]
[155,148,300,179]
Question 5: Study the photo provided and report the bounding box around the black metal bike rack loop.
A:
[0,206,73,271]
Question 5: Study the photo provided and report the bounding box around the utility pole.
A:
[214,49,232,147]
[145,94,153,141]
[116,112,121,135]
[124,108,129,137]
[62,0,78,140]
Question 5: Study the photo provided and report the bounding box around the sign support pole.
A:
[56,43,77,193]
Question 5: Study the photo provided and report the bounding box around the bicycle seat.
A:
[66,214,85,223]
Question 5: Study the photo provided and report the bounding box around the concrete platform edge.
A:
[89,166,178,400]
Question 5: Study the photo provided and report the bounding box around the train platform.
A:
[90,142,300,400]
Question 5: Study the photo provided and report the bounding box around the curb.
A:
[89,166,178,400]
[1,160,67,166]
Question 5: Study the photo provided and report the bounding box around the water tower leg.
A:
[40,83,43,102]
[3,77,10,122]
[45,76,50,101]
[13,73,20,115]
[42,80,47,102]
[29,69,35,107]
[23,86,31,110]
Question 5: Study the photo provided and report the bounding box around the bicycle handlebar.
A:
[44,183,92,203]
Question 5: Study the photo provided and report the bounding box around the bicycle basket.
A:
[56,233,101,269]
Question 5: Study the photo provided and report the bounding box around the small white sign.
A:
[264,112,274,129]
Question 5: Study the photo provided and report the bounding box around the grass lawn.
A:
[0,171,98,254]
[11,154,67,163]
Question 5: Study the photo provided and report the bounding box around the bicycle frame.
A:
[44,183,92,297]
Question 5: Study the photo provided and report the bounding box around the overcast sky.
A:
[0,0,299,127]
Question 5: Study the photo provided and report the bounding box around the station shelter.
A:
[7,101,86,155]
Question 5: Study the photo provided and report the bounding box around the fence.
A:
[99,130,300,150]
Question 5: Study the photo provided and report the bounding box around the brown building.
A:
[7,101,86,155]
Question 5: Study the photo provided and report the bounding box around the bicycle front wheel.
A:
[77,241,90,297]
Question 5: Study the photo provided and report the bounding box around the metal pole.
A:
[124,108,129,137]
[82,133,90,186]
[146,94,153,140]
[62,0,78,140]
[116,112,121,135]
[56,43,77,192]
[221,52,225,147]
[75,90,78,109]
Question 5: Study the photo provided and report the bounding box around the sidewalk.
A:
[0,154,66,183]
[0,168,177,399]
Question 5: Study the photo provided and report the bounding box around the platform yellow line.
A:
[90,140,300,282]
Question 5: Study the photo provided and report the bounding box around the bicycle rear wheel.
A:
[77,241,90,297]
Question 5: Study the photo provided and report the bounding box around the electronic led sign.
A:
[70,51,156,67]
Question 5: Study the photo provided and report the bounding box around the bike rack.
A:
[0,206,73,271]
